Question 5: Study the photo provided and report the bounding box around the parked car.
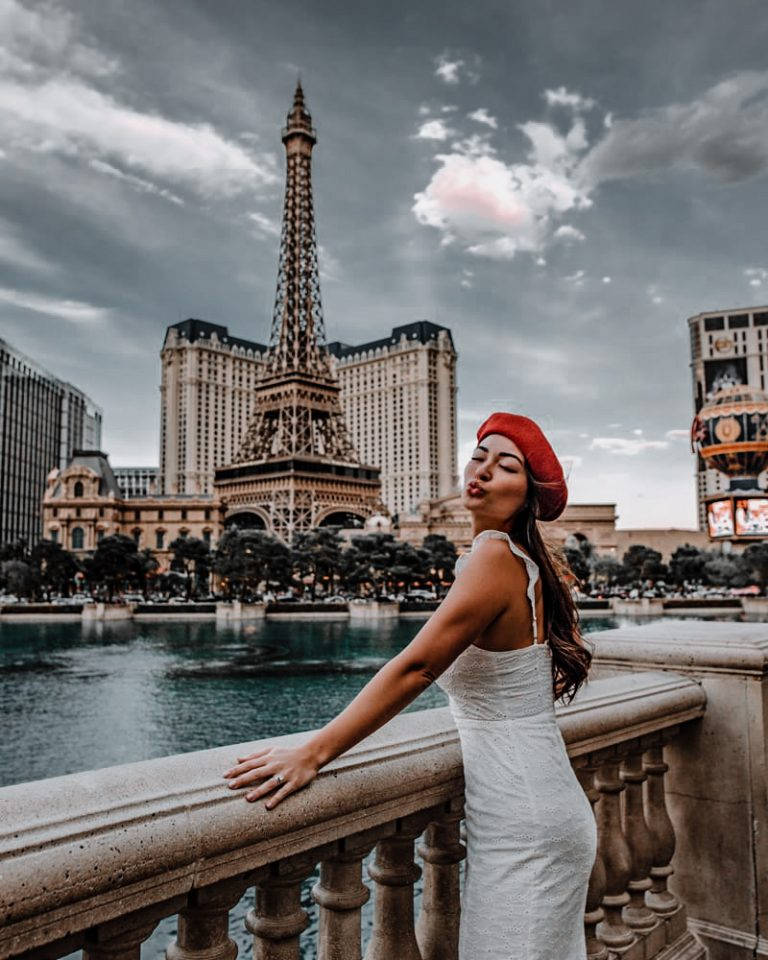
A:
[404,590,434,601]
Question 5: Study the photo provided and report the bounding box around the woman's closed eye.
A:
[472,457,516,473]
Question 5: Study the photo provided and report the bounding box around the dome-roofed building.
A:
[43,450,222,564]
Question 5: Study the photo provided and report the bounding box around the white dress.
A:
[436,530,597,960]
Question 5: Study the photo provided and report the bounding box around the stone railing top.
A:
[592,620,768,676]
[0,669,705,960]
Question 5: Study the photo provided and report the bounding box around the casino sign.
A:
[691,385,768,540]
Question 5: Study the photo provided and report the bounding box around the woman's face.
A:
[461,432,529,528]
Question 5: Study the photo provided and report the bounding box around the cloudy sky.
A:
[2,0,768,528]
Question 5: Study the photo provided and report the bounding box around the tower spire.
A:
[216,84,383,543]
[267,81,327,378]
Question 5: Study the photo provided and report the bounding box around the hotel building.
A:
[159,319,267,496]
[159,318,457,517]
[114,466,159,499]
[43,450,220,567]
[0,338,102,545]
[327,321,457,517]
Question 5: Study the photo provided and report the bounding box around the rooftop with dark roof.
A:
[64,450,122,498]
[166,319,268,354]
[326,320,454,359]
[164,318,453,361]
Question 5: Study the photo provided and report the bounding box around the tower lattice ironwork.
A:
[236,82,357,465]
[216,84,382,543]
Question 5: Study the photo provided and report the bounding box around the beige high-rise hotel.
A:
[327,321,457,517]
[159,318,457,517]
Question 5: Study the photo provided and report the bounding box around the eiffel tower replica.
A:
[215,83,382,543]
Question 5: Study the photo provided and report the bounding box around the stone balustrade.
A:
[0,670,707,960]
[592,620,768,960]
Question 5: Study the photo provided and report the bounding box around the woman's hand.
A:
[222,743,319,809]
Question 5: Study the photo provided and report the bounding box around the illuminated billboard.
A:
[735,498,768,536]
[707,499,734,538]
[704,357,748,400]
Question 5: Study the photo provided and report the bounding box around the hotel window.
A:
[704,316,724,331]
[728,314,749,329]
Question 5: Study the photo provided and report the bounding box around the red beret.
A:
[476,412,568,521]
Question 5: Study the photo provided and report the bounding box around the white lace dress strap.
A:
[470,529,541,644]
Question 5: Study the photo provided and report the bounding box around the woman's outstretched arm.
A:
[223,538,522,808]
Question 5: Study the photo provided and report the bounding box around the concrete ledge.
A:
[215,601,266,622]
[81,603,133,621]
[348,600,399,620]
[592,619,768,676]
[613,597,665,616]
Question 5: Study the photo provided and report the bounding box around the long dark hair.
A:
[507,465,593,704]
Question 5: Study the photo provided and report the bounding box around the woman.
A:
[223,411,597,959]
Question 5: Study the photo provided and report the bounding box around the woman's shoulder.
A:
[470,530,538,567]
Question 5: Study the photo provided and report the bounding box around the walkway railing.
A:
[0,671,706,960]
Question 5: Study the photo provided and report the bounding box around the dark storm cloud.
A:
[1,0,768,525]
[580,71,768,185]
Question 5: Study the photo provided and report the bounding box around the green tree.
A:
[620,545,667,585]
[421,534,458,596]
[169,536,211,599]
[84,534,139,601]
[30,540,78,598]
[1,559,35,598]
[0,539,31,563]
[668,544,708,587]
[342,533,401,598]
[563,536,596,590]
[214,529,291,599]
[703,554,746,588]
[591,554,622,587]
[135,548,160,600]
[387,541,423,594]
[564,547,590,587]
[292,527,345,598]
[740,542,768,592]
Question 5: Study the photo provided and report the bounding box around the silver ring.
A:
[274,773,285,784]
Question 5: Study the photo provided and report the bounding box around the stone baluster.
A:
[594,749,638,956]
[84,902,183,960]
[415,798,466,960]
[619,746,659,930]
[167,877,251,960]
[620,743,666,956]
[365,812,430,960]
[575,759,608,960]
[313,831,378,960]
[643,731,687,943]
[246,854,317,960]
